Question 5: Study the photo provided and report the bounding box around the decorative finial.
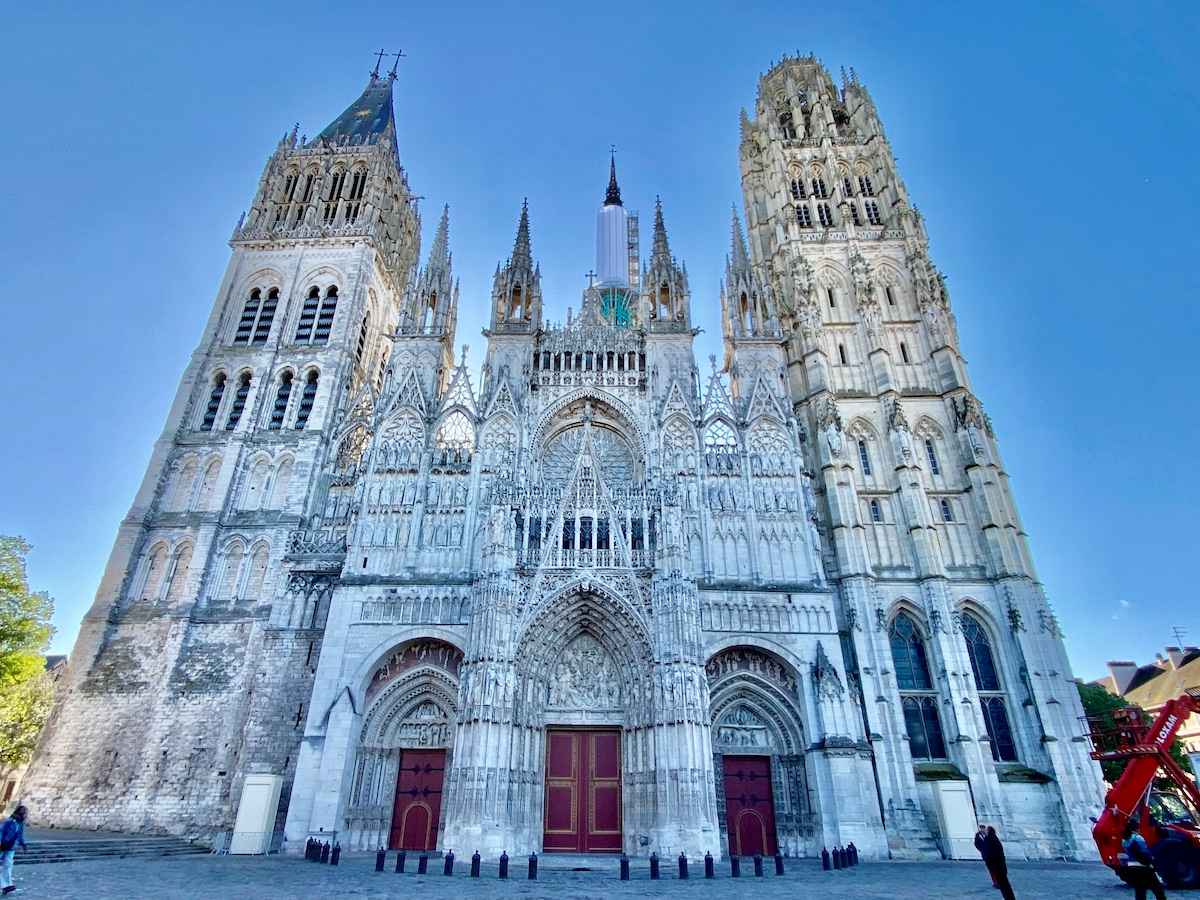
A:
[371,48,386,78]
[585,269,596,288]
[604,149,623,207]
[709,354,717,372]
[460,344,468,366]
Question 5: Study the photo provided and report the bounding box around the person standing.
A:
[0,805,28,895]
[1122,821,1167,900]
[979,825,1017,900]
[975,824,999,888]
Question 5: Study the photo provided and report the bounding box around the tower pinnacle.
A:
[511,199,532,268]
[604,152,623,207]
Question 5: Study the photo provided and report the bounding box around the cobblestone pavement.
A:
[14,851,1132,899]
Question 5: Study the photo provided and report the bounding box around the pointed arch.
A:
[218,539,246,604]
[270,456,293,509]
[196,457,222,510]
[244,541,271,602]
[165,541,195,605]
[136,541,171,603]
[242,455,271,510]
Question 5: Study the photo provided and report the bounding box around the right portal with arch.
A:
[722,754,777,856]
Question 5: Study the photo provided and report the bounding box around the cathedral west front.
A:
[23,56,1104,862]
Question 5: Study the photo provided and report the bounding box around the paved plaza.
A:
[11,851,1137,899]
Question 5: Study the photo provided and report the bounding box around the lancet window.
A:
[961,613,1017,762]
[890,612,946,760]
[295,370,318,429]
[225,372,251,430]
[200,373,226,431]
[268,371,293,429]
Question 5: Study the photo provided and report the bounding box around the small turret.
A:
[720,208,779,341]
[490,200,542,333]
[400,205,458,350]
[642,197,690,331]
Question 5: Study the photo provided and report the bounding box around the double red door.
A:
[543,729,622,852]
[389,749,445,851]
[722,755,778,856]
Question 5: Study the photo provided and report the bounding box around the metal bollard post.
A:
[330,843,341,866]
[304,838,311,860]
[730,855,741,877]
[528,852,538,880]
[396,850,406,873]
[835,846,843,869]
[375,847,386,872]
[444,850,455,876]
[320,842,330,864]
[417,854,428,874]
[754,854,764,877]
[821,846,830,870]
[678,852,688,879]
[774,852,784,875]
[471,851,481,878]
[704,851,714,879]
[848,842,858,866]
[649,851,659,880]
[619,854,629,881]
[499,851,509,879]
[842,846,850,868]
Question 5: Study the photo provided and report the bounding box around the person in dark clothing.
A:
[975,825,999,887]
[1121,821,1167,900]
[0,805,28,895]
[977,825,1017,900]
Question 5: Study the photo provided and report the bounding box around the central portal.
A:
[543,729,622,852]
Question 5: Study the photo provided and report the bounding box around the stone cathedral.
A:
[24,56,1104,862]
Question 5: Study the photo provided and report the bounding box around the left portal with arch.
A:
[345,638,462,851]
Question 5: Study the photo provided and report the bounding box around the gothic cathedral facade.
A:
[24,57,1103,861]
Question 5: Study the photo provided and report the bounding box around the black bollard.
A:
[444,850,455,876]
[417,854,428,874]
[396,850,406,873]
[471,851,481,878]
[848,842,858,866]
[821,846,831,870]
[528,852,538,880]
[304,838,311,860]
[754,854,764,877]
[730,855,741,877]
[650,852,659,880]
[376,847,386,872]
[320,842,330,864]
[835,846,844,869]
[774,852,784,875]
[330,843,341,866]
[499,851,509,879]
[842,845,850,868]
[619,854,629,881]
[704,851,714,879]
[678,852,688,879]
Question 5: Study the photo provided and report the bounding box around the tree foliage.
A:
[1077,681,1194,785]
[0,536,56,768]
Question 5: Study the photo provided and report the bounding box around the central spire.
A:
[604,153,623,207]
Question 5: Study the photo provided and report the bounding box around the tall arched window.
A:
[139,544,169,603]
[234,289,261,344]
[294,288,320,342]
[219,542,245,603]
[165,542,194,604]
[925,439,941,475]
[857,439,872,476]
[355,313,370,365]
[962,614,1018,762]
[870,499,882,523]
[268,371,293,429]
[890,612,946,760]
[434,411,474,450]
[294,370,318,429]
[200,373,226,431]
[900,342,910,364]
[253,288,278,344]
[245,543,270,602]
[225,372,252,430]
[838,343,848,365]
[269,458,293,509]
[314,287,338,344]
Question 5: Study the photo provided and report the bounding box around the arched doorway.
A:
[511,578,656,854]
[707,646,813,857]
[344,639,462,851]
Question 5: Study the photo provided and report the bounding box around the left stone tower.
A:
[21,70,422,838]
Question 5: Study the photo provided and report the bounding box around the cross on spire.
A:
[585,270,597,287]
[371,48,405,79]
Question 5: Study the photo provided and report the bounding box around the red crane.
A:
[1085,688,1200,888]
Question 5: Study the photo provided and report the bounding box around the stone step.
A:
[19,836,209,865]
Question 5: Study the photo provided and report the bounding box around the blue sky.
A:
[0,2,1196,679]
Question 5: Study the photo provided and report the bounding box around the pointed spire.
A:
[651,196,671,263]
[730,206,750,272]
[604,153,623,207]
[511,199,532,268]
[314,74,395,146]
[428,204,450,269]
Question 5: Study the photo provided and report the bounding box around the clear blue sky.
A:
[1,2,1196,679]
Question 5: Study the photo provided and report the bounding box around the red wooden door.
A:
[543,729,622,852]
[389,749,445,851]
[722,755,777,856]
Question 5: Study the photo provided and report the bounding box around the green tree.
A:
[1077,681,1194,785]
[0,536,55,768]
